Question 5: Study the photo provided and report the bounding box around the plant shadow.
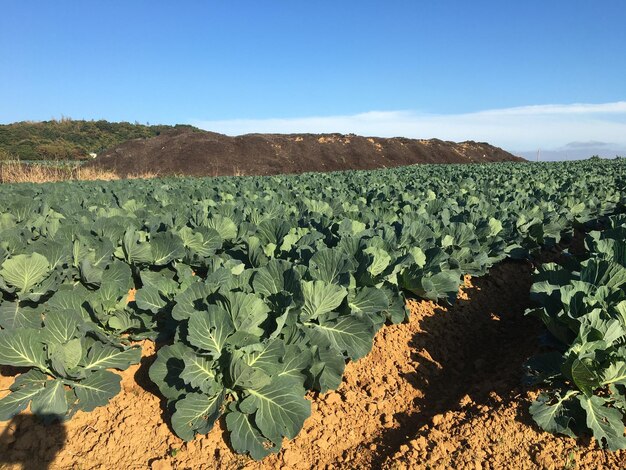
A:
[0,414,66,470]
[133,346,161,397]
[366,259,545,467]
[132,341,178,436]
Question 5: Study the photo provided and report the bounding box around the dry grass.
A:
[0,161,159,184]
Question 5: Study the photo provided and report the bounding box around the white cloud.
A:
[474,101,626,116]
[191,101,626,158]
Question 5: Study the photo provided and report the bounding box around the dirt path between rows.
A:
[1,261,625,469]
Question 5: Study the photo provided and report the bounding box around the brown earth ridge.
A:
[89,130,524,178]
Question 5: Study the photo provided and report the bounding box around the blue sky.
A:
[1,1,625,158]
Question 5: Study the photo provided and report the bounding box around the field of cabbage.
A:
[527,212,626,449]
[0,159,625,460]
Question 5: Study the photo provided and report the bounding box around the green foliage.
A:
[0,148,13,161]
[0,159,624,458]
[526,214,626,450]
[0,119,201,161]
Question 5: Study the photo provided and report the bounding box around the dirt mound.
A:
[89,130,524,177]
[2,260,623,469]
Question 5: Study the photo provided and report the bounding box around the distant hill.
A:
[90,129,525,177]
[0,119,200,161]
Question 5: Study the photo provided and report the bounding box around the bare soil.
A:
[89,131,524,178]
[1,261,623,470]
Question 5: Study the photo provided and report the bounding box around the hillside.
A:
[0,119,200,161]
[90,130,524,177]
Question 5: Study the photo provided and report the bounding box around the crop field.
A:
[0,159,625,469]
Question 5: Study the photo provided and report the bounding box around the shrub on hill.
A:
[0,119,200,160]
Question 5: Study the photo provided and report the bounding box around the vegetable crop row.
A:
[527,213,626,450]
[0,159,624,459]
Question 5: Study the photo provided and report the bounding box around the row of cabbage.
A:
[527,213,626,450]
[0,159,624,459]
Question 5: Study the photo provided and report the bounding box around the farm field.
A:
[4,262,626,470]
[0,159,625,469]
